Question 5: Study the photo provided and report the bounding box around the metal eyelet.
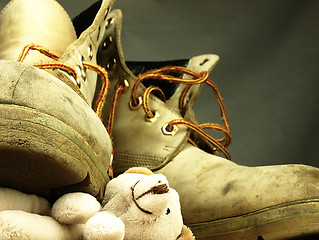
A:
[81,68,86,79]
[129,96,142,110]
[88,44,94,60]
[119,79,130,93]
[81,56,87,80]
[74,67,82,87]
[145,111,160,123]
[69,71,80,87]
[75,66,86,86]
[106,57,116,71]
[103,36,113,50]
[75,56,86,86]
[162,123,178,136]
[68,74,77,86]
[105,17,114,29]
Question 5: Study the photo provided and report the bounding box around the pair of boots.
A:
[0,0,318,239]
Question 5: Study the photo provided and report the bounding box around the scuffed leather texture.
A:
[0,60,112,199]
[0,0,77,62]
[157,142,319,223]
[0,60,111,167]
[0,0,116,199]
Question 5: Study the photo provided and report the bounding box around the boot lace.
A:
[17,43,109,120]
[108,66,232,160]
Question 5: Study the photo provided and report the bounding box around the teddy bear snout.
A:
[137,183,169,200]
[132,174,169,199]
[131,176,171,216]
[151,183,169,195]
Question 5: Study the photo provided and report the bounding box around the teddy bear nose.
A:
[151,183,169,195]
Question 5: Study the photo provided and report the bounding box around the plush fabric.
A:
[0,168,194,240]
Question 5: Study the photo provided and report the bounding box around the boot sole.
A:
[190,199,319,239]
[0,104,108,201]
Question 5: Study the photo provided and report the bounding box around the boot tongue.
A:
[126,60,189,100]
[126,56,219,116]
[155,54,220,119]
[179,54,219,122]
[0,0,77,63]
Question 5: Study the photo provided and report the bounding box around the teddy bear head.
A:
[102,168,184,240]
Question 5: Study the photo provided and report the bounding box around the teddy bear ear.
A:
[124,167,154,176]
[177,225,195,240]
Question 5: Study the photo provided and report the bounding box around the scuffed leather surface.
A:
[0,0,77,62]
[157,143,319,224]
[0,60,112,171]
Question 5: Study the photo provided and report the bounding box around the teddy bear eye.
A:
[166,208,171,215]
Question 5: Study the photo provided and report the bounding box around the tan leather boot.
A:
[0,0,115,201]
[72,7,319,239]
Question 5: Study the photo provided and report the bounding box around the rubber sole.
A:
[190,199,319,240]
[0,104,109,201]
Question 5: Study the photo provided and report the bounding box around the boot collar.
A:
[0,0,77,63]
[0,0,115,107]
[59,0,115,106]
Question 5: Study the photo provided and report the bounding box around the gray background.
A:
[1,0,318,168]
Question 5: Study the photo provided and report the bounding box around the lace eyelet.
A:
[75,68,85,86]
[88,44,94,60]
[145,110,159,123]
[106,57,116,71]
[103,36,113,50]
[162,123,178,136]
[74,72,81,87]
[129,96,142,110]
[76,56,87,79]
[105,17,114,29]
[119,79,130,93]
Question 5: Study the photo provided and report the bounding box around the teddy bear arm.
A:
[0,210,81,240]
[83,211,125,240]
[52,192,101,225]
[0,187,50,215]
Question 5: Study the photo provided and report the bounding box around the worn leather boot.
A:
[73,3,319,239]
[0,0,115,201]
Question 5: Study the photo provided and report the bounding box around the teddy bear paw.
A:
[83,211,125,240]
[52,193,101,224]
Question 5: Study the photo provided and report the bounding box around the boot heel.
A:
[0,104,107,200]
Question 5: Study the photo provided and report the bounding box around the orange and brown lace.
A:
[107,65,232,160]
[16,43,109,120]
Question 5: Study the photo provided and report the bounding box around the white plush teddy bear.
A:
[0,167,194,240]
